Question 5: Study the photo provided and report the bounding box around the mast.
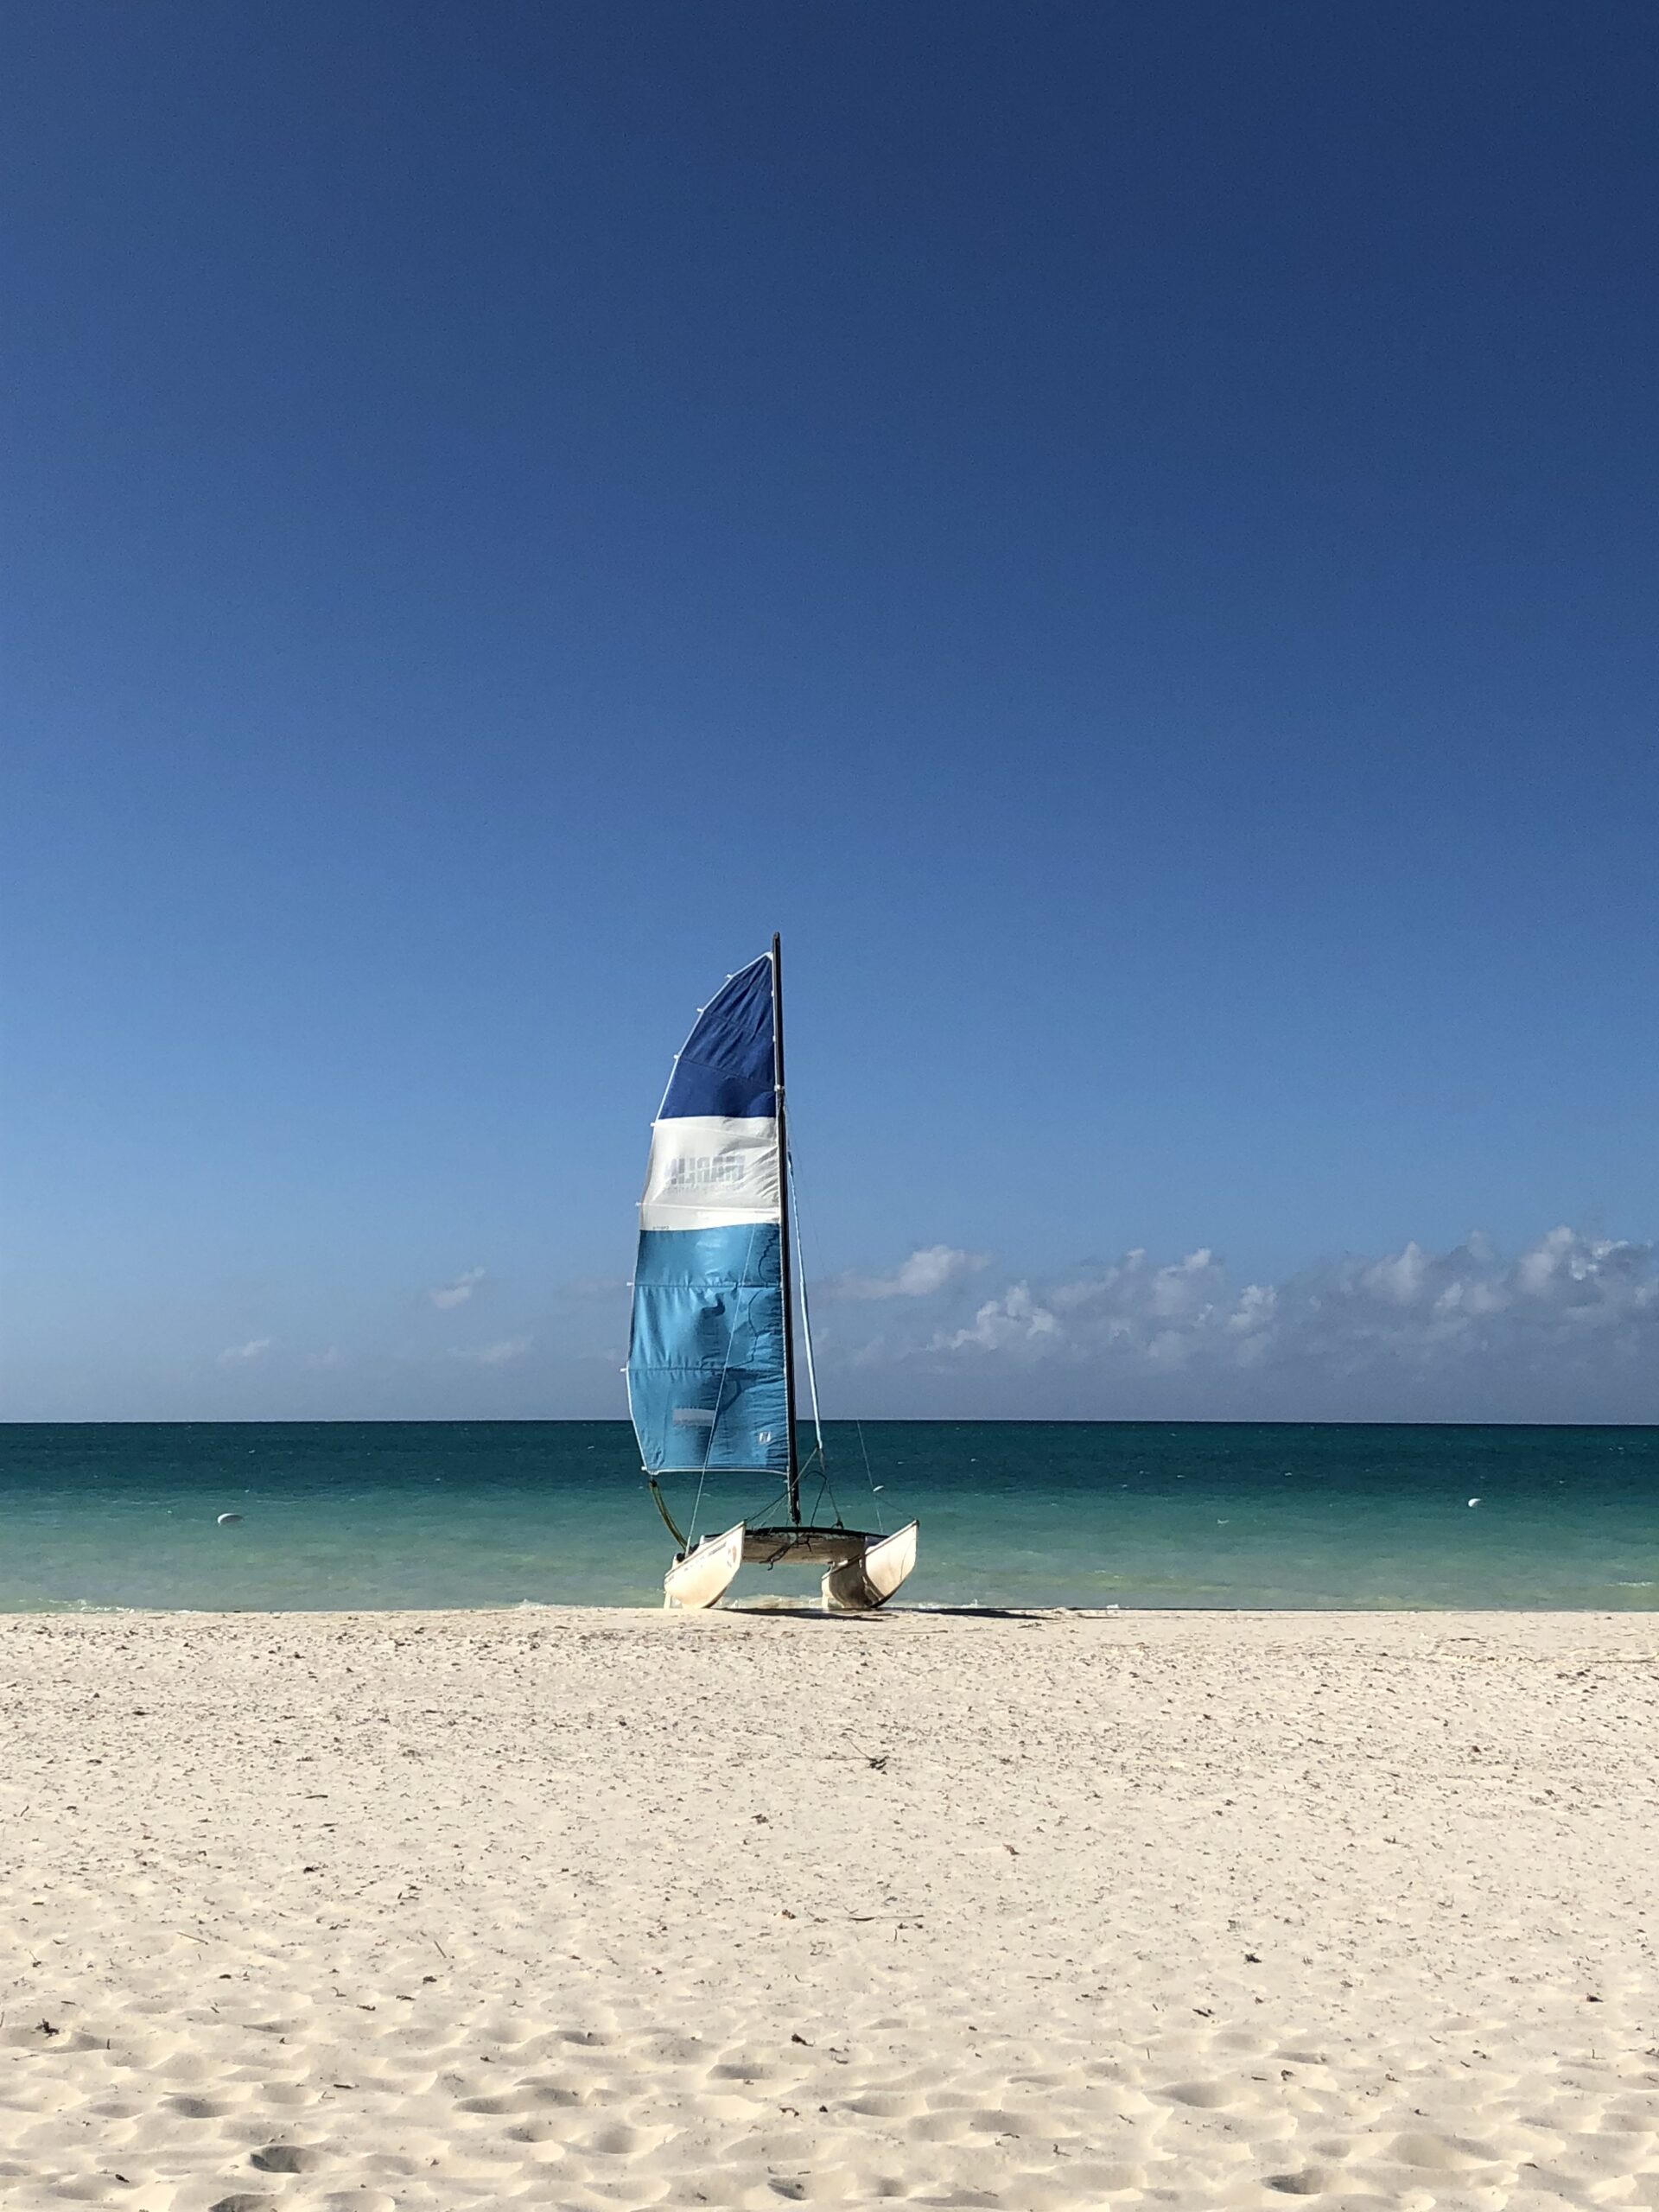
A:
[771,931,801,1525]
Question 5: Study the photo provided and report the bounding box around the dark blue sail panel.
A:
[659,957,776,1120]
[627,1224,790,1474]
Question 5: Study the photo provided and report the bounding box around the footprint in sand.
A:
[517,2077,584,2105]
[250,2143,326,2173]
[1062,2164,1145,2193]
[504,2117,579,2144]
[1163,2079,1240,2109]
[1389,2131,1501,2168]
[908,2107,979,2142]
[632,2033,707,2064]
[580,2122,651,2157]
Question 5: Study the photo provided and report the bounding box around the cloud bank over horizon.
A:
[820,1226,1659,1422]
[17,1228,1657,1424]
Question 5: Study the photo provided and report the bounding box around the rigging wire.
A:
[852,1415,884,1536]
[789,1153,846,1528]
[789,1150,890,1535]
[785,1148,850,1530]
[791,1154,828,1471]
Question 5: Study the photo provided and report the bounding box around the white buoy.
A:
[217,1512,243,1525]
[1467,1498,1482,1508]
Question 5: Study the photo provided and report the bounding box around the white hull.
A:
[821,1522,919,1613]
[661,1519,919,1612]
[663,1522,746,1610]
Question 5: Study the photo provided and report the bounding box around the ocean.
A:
[2,1421,1656,1613]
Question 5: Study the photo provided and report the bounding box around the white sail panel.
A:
[639,1115,780,1230]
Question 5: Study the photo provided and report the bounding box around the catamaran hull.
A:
[662,1521,918,1612]
[663,1522,746,1611]
[822,1521,919,1612]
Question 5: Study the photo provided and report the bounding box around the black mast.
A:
[772,931,801,1526]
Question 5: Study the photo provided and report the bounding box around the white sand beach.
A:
[3,1607,1656,2209]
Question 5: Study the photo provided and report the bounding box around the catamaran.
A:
[626,936,918,1611]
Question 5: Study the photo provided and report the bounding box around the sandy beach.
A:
[2,1607,1656,2209]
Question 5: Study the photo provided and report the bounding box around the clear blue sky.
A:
[4,3,1657,1421]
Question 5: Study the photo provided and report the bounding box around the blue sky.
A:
[3,3,1657,1421]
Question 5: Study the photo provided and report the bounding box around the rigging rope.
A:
[648,1478,686,1549]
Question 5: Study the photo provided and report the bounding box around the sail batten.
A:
[626,957,789,1478]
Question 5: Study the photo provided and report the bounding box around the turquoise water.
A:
[1,1421,1656,1612]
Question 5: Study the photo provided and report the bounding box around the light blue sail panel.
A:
[627,1223,789,1475]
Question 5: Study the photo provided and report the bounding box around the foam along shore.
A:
[3,1608,1656,2210]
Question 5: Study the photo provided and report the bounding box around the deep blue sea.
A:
[1,1421,1656,1613]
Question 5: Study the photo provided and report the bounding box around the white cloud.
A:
[820,1224,1659,1419]
[937,1247,1232,1356]
[429,1267,486,1310]
[934,1228,1659,1369]
[832,1245,989,1300]
[1362,1241,1431,1306]
[449,1336,531,1367]
[938,1280,1062,1351]
[304,1346,343,1370]
[217,1338,272,1365]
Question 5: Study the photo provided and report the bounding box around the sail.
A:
[626,956,790,1476]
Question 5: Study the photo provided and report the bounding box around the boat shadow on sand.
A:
[719,1602,1046,1622]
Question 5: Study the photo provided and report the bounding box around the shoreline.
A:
[6,1597,1659,1620]
[4,1609,1656,2206]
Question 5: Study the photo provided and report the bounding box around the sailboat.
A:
[626,936,918,1611]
